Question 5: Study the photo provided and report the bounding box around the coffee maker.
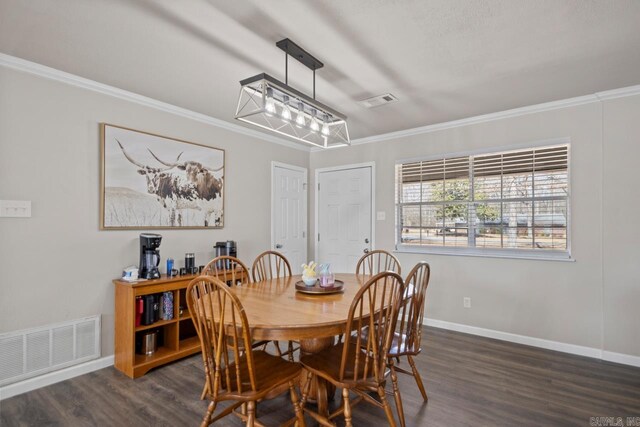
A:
[139,233,162,279]
[214,241,237,268]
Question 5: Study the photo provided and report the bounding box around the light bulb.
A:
[310,110,320,132]
[280,96,292,122]
[281,105,292,122]
[321,115,330,136]
[265,88,276,116]
[295,102,306,128]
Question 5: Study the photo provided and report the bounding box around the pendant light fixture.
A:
[235,38,350,148]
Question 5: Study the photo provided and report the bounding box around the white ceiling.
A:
[1,0,640,140]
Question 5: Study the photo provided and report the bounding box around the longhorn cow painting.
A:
[100,124,224,229]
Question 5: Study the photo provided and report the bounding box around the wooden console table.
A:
[113,271,245,378]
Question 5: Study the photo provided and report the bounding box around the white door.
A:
[272,163,307,275]
[317,166,373,273]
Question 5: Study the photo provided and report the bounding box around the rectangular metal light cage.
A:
[235,73,350,148]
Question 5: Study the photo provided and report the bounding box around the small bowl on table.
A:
[302,276,317,286]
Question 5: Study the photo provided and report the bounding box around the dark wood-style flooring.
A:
[1,327,639,426]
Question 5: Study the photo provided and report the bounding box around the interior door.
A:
[317,166,372,273]
[272,164,307,275]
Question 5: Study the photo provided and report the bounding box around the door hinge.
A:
[303,182,307,190]
[303,231,306,238]
[318,183,320,191]
[318,233,320,242]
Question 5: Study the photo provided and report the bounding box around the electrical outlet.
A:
[463,297,471,308]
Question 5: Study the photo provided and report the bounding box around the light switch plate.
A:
[0,200,32,218]
[376,211,386,221]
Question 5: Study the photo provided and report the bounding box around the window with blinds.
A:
[396,144,569,255]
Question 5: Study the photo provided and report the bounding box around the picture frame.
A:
[100,123,225,229]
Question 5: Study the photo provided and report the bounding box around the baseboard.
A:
[0,355,114,401]
[424,318,606,359]
[602,351,640,368]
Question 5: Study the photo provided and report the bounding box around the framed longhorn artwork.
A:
[100,124,225,229]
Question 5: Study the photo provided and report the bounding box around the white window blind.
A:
[396,144,569,256]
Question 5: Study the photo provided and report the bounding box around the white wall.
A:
[602,95,640,358]
[0,66,308,355]
[311,98,640,357]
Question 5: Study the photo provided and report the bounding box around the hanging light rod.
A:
[276,38,323,71]
[234,38,350,148]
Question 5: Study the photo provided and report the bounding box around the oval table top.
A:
[227,273,369,341]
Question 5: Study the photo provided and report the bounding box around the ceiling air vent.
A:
[358,93,398,109]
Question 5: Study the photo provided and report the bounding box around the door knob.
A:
[363,248,369,254]
[275,244,283,249]
[364,238,370,243]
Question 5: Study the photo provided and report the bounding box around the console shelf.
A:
[113,271,244,378]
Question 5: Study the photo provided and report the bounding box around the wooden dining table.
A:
[227,272,369,417]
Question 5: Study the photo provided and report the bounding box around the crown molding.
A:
[595,84,640,101]
[346,94,597,147]
[0,52,310,152]
[313,83,640,151]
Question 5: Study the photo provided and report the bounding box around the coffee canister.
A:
[139,330,158,355]
[162,291,174,320]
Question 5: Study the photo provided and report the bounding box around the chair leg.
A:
[289,380,306,427]
[389,364,406,427]
[200,382,207,400]
[200,401,216,427]
[377,386,397,427]
[246,401,256,427]
[300,370,313,408]
[272,341,283,356]
[288,341,295,362]
[342,388,353,427]
[407,355,428,401]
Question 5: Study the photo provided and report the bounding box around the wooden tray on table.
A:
[295,280,345,295]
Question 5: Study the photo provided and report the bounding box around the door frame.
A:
[271,161,308,253]
[314,161,376,260]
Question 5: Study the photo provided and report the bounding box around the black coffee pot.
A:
[139,233,162,279]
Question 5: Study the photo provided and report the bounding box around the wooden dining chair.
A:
[355,250,401,277]
[387,261,431,427]
[251,251,298,361]
[203,256,251,287]
[338,250,401,346]
[199,256,264,400]
[299,271,405,427]
[186,276,306,427]
[251,250,292,282]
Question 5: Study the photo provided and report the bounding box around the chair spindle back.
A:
[356,250,401,278]
[187,276,257,398]
[203,256,251,286]
[251,251,292,282]
[341,271,404,384]
[396,262,431,355]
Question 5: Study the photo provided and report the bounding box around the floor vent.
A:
[0,316,100,386]
[358,93,398,108]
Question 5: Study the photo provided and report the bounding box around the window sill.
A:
[394,246,575,262]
